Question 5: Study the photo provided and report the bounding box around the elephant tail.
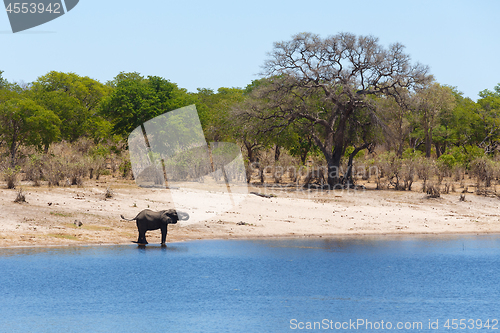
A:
[120,214,136,221]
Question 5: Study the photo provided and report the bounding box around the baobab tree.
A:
[237,32,431,187]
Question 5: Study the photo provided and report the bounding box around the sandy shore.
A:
[1,178,499,247]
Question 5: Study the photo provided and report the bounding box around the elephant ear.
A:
[162,209,178,222]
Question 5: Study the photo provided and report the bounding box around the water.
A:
[1,236,500,332]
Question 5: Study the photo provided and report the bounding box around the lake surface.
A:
[1,236,500,332]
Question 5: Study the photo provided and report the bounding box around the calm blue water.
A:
[1,236,500,332]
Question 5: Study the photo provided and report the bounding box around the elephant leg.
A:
[160,225,167,245]
[137,231,148,244]
[138,235,148,244]
[136,222,148,245]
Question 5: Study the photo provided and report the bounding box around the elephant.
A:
[120,209,189,245]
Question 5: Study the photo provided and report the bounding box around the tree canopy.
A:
[235,32,431,187]
[100,72,196,137]
[29,71,111,142]
[0,96,60,166]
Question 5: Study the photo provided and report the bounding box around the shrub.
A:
[73,137,94,155]
[400,149,422,191]
[492,160,500,185]
[402,148,423,160]
[452,165,465,185]
[88,155,106,180]
[376,152,404,190]
[14,188,26,203]
[118,156,132,179]
[373,151,423,191]
[436,155,455,184]
[449,145,484,170]
[42,156,65,186]
[24,154,44,186]
[437,154,456,170]
[471,157,495,188]
[2,166,21,189]
[68,161,87,186]
[104,186,113,199]
[426,183,441,198]
[416,157,435,192]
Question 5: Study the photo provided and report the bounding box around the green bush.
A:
[437,154,456,169]
[448,145,484,170]
[402,148,423,160]
[436,154,456,183]
[119,159,132,179]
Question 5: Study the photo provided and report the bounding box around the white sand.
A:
[0,178,499,247]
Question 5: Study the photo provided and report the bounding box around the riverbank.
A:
[1,178,499,247]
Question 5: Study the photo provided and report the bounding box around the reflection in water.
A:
[135,244,189,253]
[0,243,190,258]
[249,234,500,254]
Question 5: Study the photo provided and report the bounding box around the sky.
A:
[1,0,499,100]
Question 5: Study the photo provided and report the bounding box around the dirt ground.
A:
[1,177,499,247]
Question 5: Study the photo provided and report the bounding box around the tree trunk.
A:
[425,129,433,158]
[326,160,341,188]
[397,142,404,158]
[424,124,431,158]
[396,115,405,157]
[274,145,281,162]
[10,138,17,168]
[326,147,343,188]
[326,114,349,187]
[243,140,256,163]
[299,136,313,165]
[345,144,370,187]
[434,142,442,158]
[300,152,307,165]
[243,139,258,184]
[313,114,349,189]
[424,108,435,158]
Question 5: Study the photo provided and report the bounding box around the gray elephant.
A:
[121,209,189,245]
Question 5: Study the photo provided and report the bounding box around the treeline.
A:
[1,32,499,192]
[0,69,247,188]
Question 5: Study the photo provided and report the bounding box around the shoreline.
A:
[1,179,499,248]
[2,231,500,250]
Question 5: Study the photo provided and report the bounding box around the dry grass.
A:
[47,233,81,241]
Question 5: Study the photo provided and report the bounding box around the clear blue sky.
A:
[1,0,499,100]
